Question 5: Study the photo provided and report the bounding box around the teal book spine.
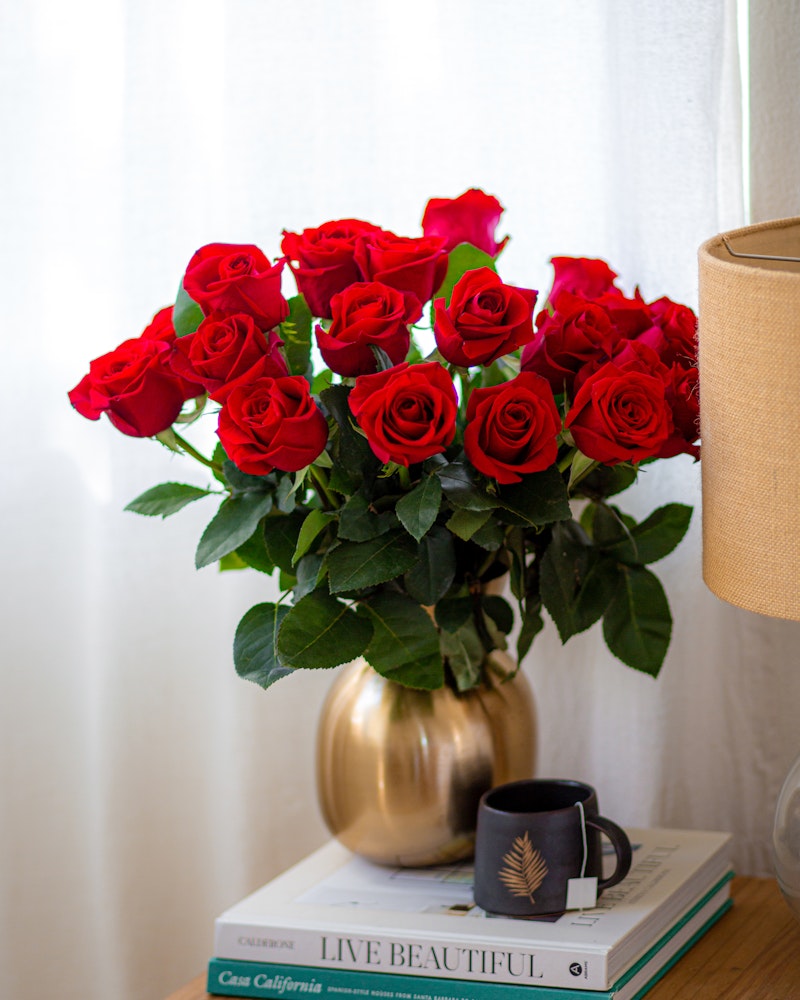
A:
[207,893,732,1000]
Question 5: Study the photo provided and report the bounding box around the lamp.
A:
[698,217,800,919]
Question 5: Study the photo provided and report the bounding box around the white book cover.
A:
[213,828,732,991]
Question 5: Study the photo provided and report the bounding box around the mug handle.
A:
[586,815,633,890]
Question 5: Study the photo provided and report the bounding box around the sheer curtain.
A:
[3,3,795,999]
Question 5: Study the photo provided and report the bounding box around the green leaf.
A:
[173,281,204,338]
[568,452,599,491]
[277,590,372,669]
[498,466,571,526]
[483,595,514,636]
[293,509,336,564]
[540,521,617,642]
[234,603,294,688]
[603,503,693,565]
[577,462,638,499]
[235,522,274,574]
[446,507,493,541]
[281,294,313,377]
[440,617,486,691]
[328,531,418,594]
[403,526,456,604]
[338,493,397,541]
[436,462,498,511]
[219,551,248,571]
[195,493,275,569]
[358,592,444,689]
[469,517,506,551]
[602,566,672,677]
[396,475,443,542]
[222,458,275,495]
[262,510,307,573]
[433,242,497,307]
[516,601,544,663]
[124,482,214,518]
[435,597,473,633]
[321,384,376,490]
[293,552,326,601]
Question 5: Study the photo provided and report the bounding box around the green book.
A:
[207,875,732,1000]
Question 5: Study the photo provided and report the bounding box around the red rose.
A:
[315,282,419,377]
[464,373,561,484]
[593,289,653,339]
[170,312,288,402]
[547,256,619,304]
[217,376,328,475]
[137,305,204,398]
[354,232,448,306]
[281,219,385,319]
[636,296,698,367]
[565,359,673,464]
[433,267,536,367]
[348,362,458,467]
[659,364,700,459]
[182,243,289,329]
[521,292,619,393]
[68,337,195,438]
[421,188,509,257]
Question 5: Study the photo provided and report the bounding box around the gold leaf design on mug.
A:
[498,831,549,903]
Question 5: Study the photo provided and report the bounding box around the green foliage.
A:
[172,282,204,338]
[125,482,214,517]
[280,295,313,377]
[234,603,293,688]
[276,590,372,669]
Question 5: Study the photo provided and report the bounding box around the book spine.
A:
[206,958,606,1000]
[213,923,607,990]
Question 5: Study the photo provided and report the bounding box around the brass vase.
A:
[315,650,537,867]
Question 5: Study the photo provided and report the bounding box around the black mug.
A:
[473,778,632,916]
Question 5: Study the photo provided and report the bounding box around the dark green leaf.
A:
[516,601,544,663]
[281,294,313,377]
[483,595,514,636]
[293,552,326,601]
[234,603,293,688]
[435,597,473,633]
[602,566,672,677]
[293,509,335,564]
[219,551,248,571]
[396,475,443,542]
[603,503,693,565]
[262,510,307,573]
[277,590,372,669]
[321,384,375,490]
[222,458,275,495]
[498,466,571,526]
[577,462,638,499]
[358,592,443,689]
[235,521,274,574]
[434,242,497,306]
[328,531,418,593]
[125,482,214,518]
[195,493,275,569]
[338,493,397,541]
[440,617,485,691]
[469,517,506,551]
[436,462,498,511]
[540,520,617,642]
[173,281,204,338]
[446,507,493,541]
[403,526,456,604]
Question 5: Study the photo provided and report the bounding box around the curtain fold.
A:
[4,3,791,999]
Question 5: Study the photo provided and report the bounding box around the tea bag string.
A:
[575,799,588,879]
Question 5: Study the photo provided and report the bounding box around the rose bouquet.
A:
[69,189,698,691]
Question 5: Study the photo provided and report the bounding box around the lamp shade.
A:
[698,217,800,620]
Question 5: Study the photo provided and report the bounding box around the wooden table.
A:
[165,877,800,1000]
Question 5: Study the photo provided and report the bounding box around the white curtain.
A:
[2,2,797,999]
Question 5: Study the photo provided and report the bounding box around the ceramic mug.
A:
[473,778,632,916]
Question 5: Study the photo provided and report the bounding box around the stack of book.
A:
[206,827,733,1000]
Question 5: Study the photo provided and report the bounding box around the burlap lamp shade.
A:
[698,217,800,621]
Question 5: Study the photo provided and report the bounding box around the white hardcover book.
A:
[213,828,732,992]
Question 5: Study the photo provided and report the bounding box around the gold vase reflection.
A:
[315,651,536,867]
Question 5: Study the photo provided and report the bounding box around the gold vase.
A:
[315,650,536,867]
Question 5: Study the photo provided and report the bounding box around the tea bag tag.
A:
[565,800,598,910]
